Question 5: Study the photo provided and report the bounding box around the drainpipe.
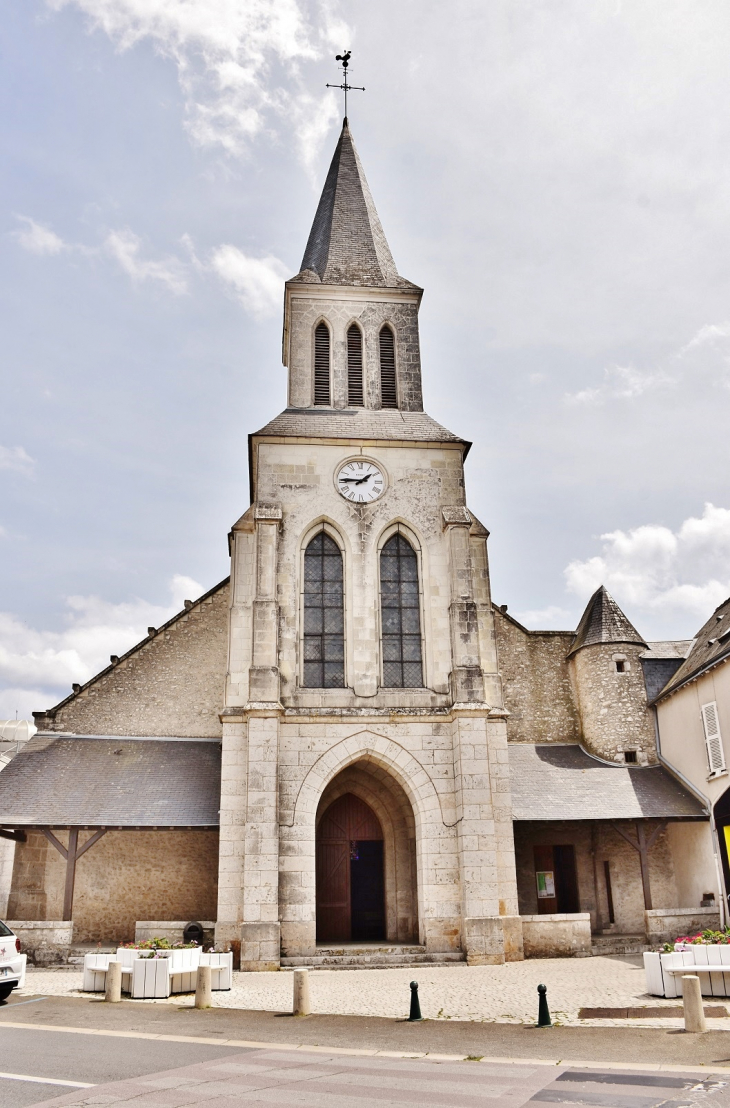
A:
[653,707,726,928]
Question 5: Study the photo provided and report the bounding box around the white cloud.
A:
[565,320,730,405]
[565,363,674,405]
[48,0,348,166]
[13,215,66,255]
[510,604,573,629]
[0,446,35,478]
[104,229,188,294]
[210,245,288,318]
[0,574,204,716]
[565,503,730,623]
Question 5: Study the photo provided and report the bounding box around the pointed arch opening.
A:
[316,763,418,944]
[314,321,331,406]
[347,323,364,407]
[380,533,423,688]
[379,325,397,409]
[302,532,344,687]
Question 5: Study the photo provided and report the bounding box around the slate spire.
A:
[299,121,401,287]
[568,585,647,657]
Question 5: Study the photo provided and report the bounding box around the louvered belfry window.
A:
[303,533,345,688]
[380,534,423,688]
[314,322,331,406]
[347,324,364,407]
[701,701,726,777]
[379,326,397,409]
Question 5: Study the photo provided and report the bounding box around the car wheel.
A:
[0,984,14,1001]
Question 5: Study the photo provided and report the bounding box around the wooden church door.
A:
[316,793,385,943]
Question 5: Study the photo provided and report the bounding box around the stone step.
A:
[281,951,467,969]
[591,936,651,956]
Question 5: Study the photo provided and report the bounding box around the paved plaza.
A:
[20,955,730,1029]
[27,1047,730,1108]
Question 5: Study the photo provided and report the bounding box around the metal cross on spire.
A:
[326,51,365,123]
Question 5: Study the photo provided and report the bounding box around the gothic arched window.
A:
[314,322,331,406]
[379,326,397,409]
[303,532,345,687]
[347,324,364,407]
[380,534,423,687]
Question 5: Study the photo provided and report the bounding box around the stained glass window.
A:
[303,532,345,688]
[380,533,423,688]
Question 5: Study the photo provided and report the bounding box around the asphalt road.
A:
[0,1023,242,1108]
[2,993,730,1108]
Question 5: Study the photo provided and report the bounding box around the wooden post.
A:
[636,821,653,912]
[610,820,667,912]
[63,828,78,921]
[42,828,107,922]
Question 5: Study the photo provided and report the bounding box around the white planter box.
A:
[83,946,231,996]
[644,946,730,997]
[200,951,233,990]
[131,955,170,999]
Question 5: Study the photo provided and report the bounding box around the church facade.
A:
[1,122,720,966]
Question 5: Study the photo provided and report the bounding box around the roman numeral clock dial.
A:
[336,460,385,503]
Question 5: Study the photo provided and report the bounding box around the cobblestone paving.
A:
[21,956,730,1029]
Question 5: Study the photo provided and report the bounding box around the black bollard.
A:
[536,983,552,1027]
[408,980,423,1021]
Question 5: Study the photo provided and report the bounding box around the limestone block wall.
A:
[569,644,657,763]
[8,830,219,943]
[286,291,424,411]
[244,439,472,706]
[40,583,229,737]
[275,718,520,960]
[493,612,580,743]
[521,913,592,957]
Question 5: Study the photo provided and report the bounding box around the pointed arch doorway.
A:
[316,792,385,942]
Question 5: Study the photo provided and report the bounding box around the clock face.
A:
[336,460,385,503]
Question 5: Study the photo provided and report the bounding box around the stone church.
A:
[0,122,717,967]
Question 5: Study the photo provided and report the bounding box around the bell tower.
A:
[216,117,523,972]
[284,121,424,413]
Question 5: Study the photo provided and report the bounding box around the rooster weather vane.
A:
[326,51,365,122]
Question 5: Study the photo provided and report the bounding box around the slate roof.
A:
[655,594,730,700]
[567,586,647,657]
[295,121,414,288]
[509,744,706,821]
[0,734,221,828]
[252,407,468,449]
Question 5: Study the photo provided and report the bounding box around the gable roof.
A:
[0,734,221,828]
[509,744,706,821]
[654,594,730,700]
[568,585,647,658]
[296,121,412,288]
[251,407,468,450]
[34,577,230,724]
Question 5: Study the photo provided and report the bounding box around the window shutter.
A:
[701,701,726,776]
[347,325,364,406]
[314,323,331,406]
[379,326,397,409]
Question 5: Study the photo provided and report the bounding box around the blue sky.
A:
[3,0,730,718]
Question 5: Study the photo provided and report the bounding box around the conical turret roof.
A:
[297,121,408,288]
[568,586,647,657]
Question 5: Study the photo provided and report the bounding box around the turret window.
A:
[303,532,344,687]
[379,326,397,409]
[314,322,331,406]
[380,534,423,687]
[347,324,364,407]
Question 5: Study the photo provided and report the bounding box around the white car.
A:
[0,921,26,1001]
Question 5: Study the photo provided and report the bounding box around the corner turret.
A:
[567,587,656,764]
